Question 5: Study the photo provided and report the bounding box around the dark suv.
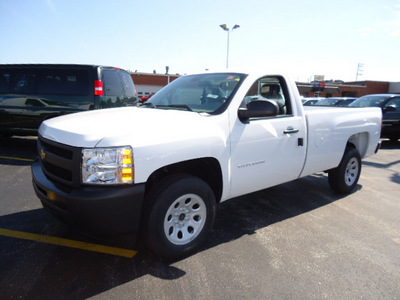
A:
[349,94,400,142]
[0,64,137,137]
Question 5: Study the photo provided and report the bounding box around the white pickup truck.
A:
[32,71,382,260]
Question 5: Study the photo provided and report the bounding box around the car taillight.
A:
[95,80,104,96]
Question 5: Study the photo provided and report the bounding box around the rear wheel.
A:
[143,174,216,260]
[328,147,361,194]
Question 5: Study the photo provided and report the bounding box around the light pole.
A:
[220,24,240,69]
[356,63,364,81]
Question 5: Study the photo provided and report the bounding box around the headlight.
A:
[81,146,134,185]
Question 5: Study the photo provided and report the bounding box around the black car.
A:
[349,94,400,142]
[0,64,137,137]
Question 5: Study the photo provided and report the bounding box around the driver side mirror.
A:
[238,100,279,122]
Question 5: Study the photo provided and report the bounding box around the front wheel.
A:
[328,147,362,194]
[143,174,216,260]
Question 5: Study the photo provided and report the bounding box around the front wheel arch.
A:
[142,174,217,260]
[144,157,223,203]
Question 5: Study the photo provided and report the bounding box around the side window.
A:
[25,98,45,106]
[119,71,135,98]
[11,72,37,94]
[102,70,123,96]
[2,68,89,96]
[384,98,400,111]
[244,76,291,115]
[0,73,10,93]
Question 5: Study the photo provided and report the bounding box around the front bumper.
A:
[32,161,145,236]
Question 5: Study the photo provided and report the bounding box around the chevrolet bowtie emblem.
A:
[40,149,46,160]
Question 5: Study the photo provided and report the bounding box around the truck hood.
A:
[39,107,220,148]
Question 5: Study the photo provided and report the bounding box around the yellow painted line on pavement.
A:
[0,228,137,258]
[0,155,35,162]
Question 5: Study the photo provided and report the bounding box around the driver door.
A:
[229,76,307,198]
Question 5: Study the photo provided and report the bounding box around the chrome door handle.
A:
[284,127,299,134]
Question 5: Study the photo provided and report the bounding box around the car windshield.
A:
[142,73,246,114]
[349,95,388,107]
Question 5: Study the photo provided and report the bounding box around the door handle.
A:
[284,127,299,134]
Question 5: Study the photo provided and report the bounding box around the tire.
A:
[143,174,216,260]
[328,147,362,194]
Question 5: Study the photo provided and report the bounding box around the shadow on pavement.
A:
[380,139,400,150]
[363,140,400,185]
[0,136,37,166]
[0,173,347,299]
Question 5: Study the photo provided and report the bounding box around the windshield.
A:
[142,73,246,114]
[349,95,389,107]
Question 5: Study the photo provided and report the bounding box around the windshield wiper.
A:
[157,104,193,111]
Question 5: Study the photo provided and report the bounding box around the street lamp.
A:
[220,24,240,69]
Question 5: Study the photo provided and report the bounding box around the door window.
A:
[384,98,400,111]
[244,76,291,116]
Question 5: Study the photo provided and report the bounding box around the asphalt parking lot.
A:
[0,136,399,299]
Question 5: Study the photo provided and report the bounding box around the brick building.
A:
[297,80,399,98]
[131,72,180,99]
[131,72,400,99]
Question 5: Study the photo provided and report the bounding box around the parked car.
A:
[349,94,400,142]
[139,93,155,104]
[302,97,324,106]
[0,64,137,137]
[315,97,357,106]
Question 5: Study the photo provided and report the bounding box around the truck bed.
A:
[300,106,381,177]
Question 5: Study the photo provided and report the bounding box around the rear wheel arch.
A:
[328,147,362,194]
[347,132,369,158]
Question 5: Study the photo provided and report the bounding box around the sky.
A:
[1,0,400,82]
